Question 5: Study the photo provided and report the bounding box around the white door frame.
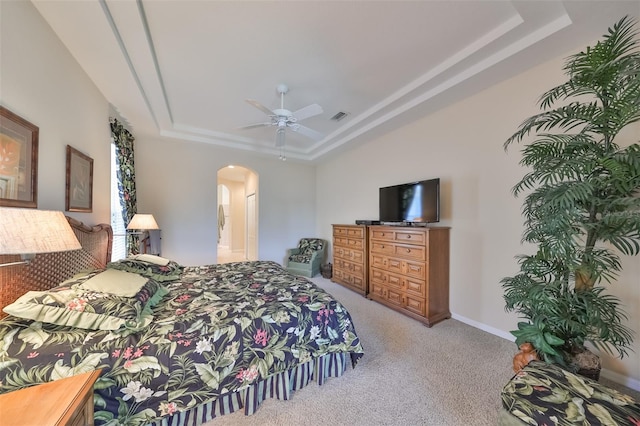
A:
[246,192,257,260]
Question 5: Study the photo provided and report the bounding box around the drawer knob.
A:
[406,249,411,253]
[407,235,411,239]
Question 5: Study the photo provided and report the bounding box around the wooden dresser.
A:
[368,225,450,326]
[0,369,101,426]
[332,224,368,296]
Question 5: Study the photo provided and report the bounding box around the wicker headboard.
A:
[0,216,113,317]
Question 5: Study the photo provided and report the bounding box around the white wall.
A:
[316,49,640,388]
[134,136,316,266]
[0,0,111,224]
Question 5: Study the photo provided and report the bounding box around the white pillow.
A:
[131,254,171,266]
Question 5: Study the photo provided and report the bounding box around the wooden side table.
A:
[0,369,101,426]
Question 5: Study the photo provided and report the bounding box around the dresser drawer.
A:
[370,254,403,273]
[369,280,385,298]
[333,269,365,291]
[405,293,426,316]
[370,268,402,289]
[405,276,426,296]
[370,241,425,261]
[369,228,396,242]
[334,226,365,238]
[335,259,364,276]
[393,243,425,261]
[334,237,364,250]
[404,260,426,280]
[334,236,349,247]
[335,247,364,264]
[346,238,363,250]
[394,230,426,244]
[369,227,426,244]
[369,241,396,256]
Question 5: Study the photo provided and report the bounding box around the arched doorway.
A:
[217,165,258,263]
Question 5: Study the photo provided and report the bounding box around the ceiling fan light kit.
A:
[241,83,324,159]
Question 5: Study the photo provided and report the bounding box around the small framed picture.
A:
[0,107,39,208]
[65,145,93,212]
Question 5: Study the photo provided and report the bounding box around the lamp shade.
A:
[127,214,159,230]
[0,208,81,255]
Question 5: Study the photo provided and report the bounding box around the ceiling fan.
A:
[240,84,324,153]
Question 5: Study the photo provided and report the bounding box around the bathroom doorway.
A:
[217,165,258,263]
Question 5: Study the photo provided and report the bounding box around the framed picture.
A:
[0,106,39,208]
[65,145,93,212]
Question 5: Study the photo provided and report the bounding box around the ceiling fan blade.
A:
[238,122,272,130]
[292,124,324,141]
[293,103,323,121]
[246,99,276,116]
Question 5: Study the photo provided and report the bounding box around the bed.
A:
[0,218,364,425]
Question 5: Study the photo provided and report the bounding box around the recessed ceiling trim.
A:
[136,0,174,125]
[307,11,573,161]
[160,129,308,161]
[159,10,527,157]
[99,0,160,131]
[32,1,638,163]
[312,12,524,148]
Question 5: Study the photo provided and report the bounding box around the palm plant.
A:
[502,16,640,366]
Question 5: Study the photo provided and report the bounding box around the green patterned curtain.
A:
[109,118,138,255]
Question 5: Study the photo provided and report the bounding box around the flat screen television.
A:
[379,178,440,224]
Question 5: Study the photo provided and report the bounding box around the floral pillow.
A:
[107,255,183,282]
[290,239,324,263]
[3,269,168,332]
[298,238,324,255]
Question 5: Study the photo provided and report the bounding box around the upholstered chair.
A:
[285,238,326,278]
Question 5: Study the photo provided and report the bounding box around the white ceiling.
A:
[32,1,640,162]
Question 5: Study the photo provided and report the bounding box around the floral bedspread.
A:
[0,261,364,425]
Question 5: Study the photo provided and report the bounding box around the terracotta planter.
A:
[512,343,601,381]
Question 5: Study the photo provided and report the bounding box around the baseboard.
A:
[451,313,640,392]
[451,313,515,342]
[600,368,640,391]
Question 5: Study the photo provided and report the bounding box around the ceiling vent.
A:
[330,111,349,121]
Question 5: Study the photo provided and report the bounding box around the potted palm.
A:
[502,16,640,378]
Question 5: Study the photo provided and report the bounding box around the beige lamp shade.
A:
[0,208,81,255]
[127,214,159,230]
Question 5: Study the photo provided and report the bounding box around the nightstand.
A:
[0,369,101,426]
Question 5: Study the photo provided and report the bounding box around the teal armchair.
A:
[285,238,326,278]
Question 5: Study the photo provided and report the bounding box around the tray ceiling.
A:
[32,1,640,162]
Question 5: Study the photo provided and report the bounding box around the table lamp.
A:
[0,208,82,267]
[126,214,159,255]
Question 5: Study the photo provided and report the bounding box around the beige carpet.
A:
[203,276,637,425]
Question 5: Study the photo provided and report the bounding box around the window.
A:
[111,143,126,260]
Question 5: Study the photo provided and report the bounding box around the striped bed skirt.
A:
[152,352,351,426]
